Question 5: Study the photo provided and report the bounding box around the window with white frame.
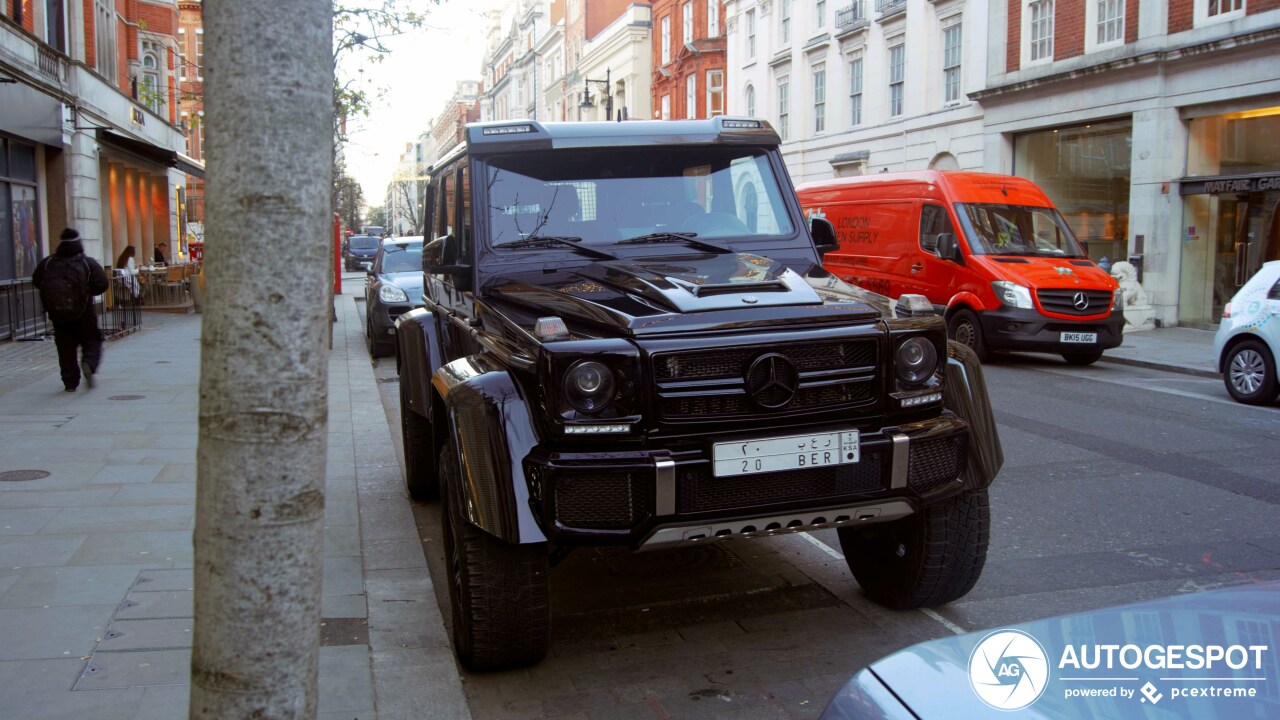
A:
[816,0,826,28]
[781,0,792,44]
[686,74,697,118]
[848,56,863,126]
[943,21,962,104]
[178,29,186,81]
[777,74,790,140]
[94,0,116,79]
[812,63,826,133]
[708,0,720,36]
[1196,0,1245,25]
[888,42,904,117]
[746,9,756,59]
[661,94,671,120]
[683,1,693,43]
[746,83,756,117]
[195,28,204,79]
[141,46,162,112]
[1026,0,1054,63]
[707,69,724,116]
[1093,0,1124,46]
[662,16,671,63]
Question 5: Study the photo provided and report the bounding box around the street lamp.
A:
[579,68,613,121]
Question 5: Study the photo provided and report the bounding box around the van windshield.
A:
[955,203,1087,258]
[484,146,795,248]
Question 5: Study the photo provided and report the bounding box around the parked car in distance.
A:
[796,171,1123,366]
[1213,260,1280,405]
[364,236,423,358]
[345,234,380,271]
[820,580,1279,719]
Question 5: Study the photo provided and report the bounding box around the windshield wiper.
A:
[615,232,732,254]
[496,235,618,261]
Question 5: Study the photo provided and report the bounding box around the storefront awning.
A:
[96,129,205,179]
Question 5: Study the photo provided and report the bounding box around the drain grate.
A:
[108,395,146,401]
[0,469,51,482]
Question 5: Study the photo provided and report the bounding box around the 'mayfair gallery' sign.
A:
[1180,175,1280,195]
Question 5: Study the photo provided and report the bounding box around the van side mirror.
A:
[936,233,963,264]
[810,217,838,259]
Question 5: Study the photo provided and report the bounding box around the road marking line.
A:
[800,532,967,635]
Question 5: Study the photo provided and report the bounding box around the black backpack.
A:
[39,255,90,323]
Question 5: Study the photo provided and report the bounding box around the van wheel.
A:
[838,487,990,609]
[440,443,551,671]
[1223,339,1279,405]
[399,380,438,501]
[947,309,988,362]
[1062,351,1103,366]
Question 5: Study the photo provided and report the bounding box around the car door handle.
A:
[910,263,923,273]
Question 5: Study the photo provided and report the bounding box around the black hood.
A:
[55,240,85,258]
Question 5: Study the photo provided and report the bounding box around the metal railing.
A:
[0,275,143,343]
[836,1,867,28]
[875,0,907,13]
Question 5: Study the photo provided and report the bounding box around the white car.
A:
[1213,260,1280,405]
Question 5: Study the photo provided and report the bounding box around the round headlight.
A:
[563,360,616,413]
[896,337,938,385]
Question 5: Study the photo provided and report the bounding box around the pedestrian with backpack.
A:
[32,228,110,392]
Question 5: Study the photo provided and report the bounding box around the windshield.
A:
[380,242,423,273]
[955,203,1087,258]
[484,147,796,248]
[350,236,379,250]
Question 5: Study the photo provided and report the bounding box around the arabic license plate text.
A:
[1060,332,1097,344]
[713,431,860,478]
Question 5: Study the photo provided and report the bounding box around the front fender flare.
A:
[433,356,547,545]
[395,308,444,422]
[943,340,1003,489]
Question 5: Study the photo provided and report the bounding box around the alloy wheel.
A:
[1230,349,1265,395]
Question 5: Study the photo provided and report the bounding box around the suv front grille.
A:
[654,339,879,422]
[907,435,967,494]
[1036,289,1113,316]
[678,450,885,514]
[554,471,639,529]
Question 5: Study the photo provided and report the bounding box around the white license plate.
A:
[1060,332,1097,344]
[713,431,860,478]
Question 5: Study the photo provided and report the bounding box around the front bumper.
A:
[525,412,970,550]
[979,305,1124,354]
[368,300,412,338]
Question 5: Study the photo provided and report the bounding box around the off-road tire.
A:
[366,313,393,358]
[440,444,550,671]
[1223,338,1279,405]
[947,309,989,362]
[1062,351,1103,366]
[399,379,438,501]
[838,487,990,609]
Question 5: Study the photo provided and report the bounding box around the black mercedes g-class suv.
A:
[395,118,1002,671]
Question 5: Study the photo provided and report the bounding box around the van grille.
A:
[1036,289,1113,316]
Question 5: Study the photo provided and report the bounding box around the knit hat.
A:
[59,228,80,242]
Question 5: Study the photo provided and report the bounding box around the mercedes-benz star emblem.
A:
[1072,291,1089,311]
[745,353,799,409]
[742,295,758,304]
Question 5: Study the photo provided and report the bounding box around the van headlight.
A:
[379,285,409,303]
[563,360,616,413]
[992,281,1034,309]
[895,337,939,385]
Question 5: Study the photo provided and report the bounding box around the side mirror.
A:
[424,236,473,290]
[810,217,838,259]
[936,232,963,264]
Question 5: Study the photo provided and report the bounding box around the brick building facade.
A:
[651,0,726,119]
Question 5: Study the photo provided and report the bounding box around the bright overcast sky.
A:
[340,0,497,202]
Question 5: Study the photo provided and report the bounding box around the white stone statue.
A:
[1110,261,1155,333]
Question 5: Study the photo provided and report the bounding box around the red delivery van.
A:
[797,171,1123,365]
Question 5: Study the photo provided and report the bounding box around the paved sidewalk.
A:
[1099,326,1220,378]
[0,290,468,719]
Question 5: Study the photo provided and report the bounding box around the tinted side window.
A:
[920,204,955,255]
[437,170,456,240]
[1270,279,1280,300]
[458,165,472,263]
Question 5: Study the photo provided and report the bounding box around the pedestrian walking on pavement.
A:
[32,228,109,392]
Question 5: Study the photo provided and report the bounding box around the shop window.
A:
[0,137,41,282]
[1014,119,1132,265]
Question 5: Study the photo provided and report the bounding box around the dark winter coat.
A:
[31,239,111,314]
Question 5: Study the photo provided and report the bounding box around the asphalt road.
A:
[369,332,1280,720]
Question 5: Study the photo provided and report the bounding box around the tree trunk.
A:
[191,1,334,718]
